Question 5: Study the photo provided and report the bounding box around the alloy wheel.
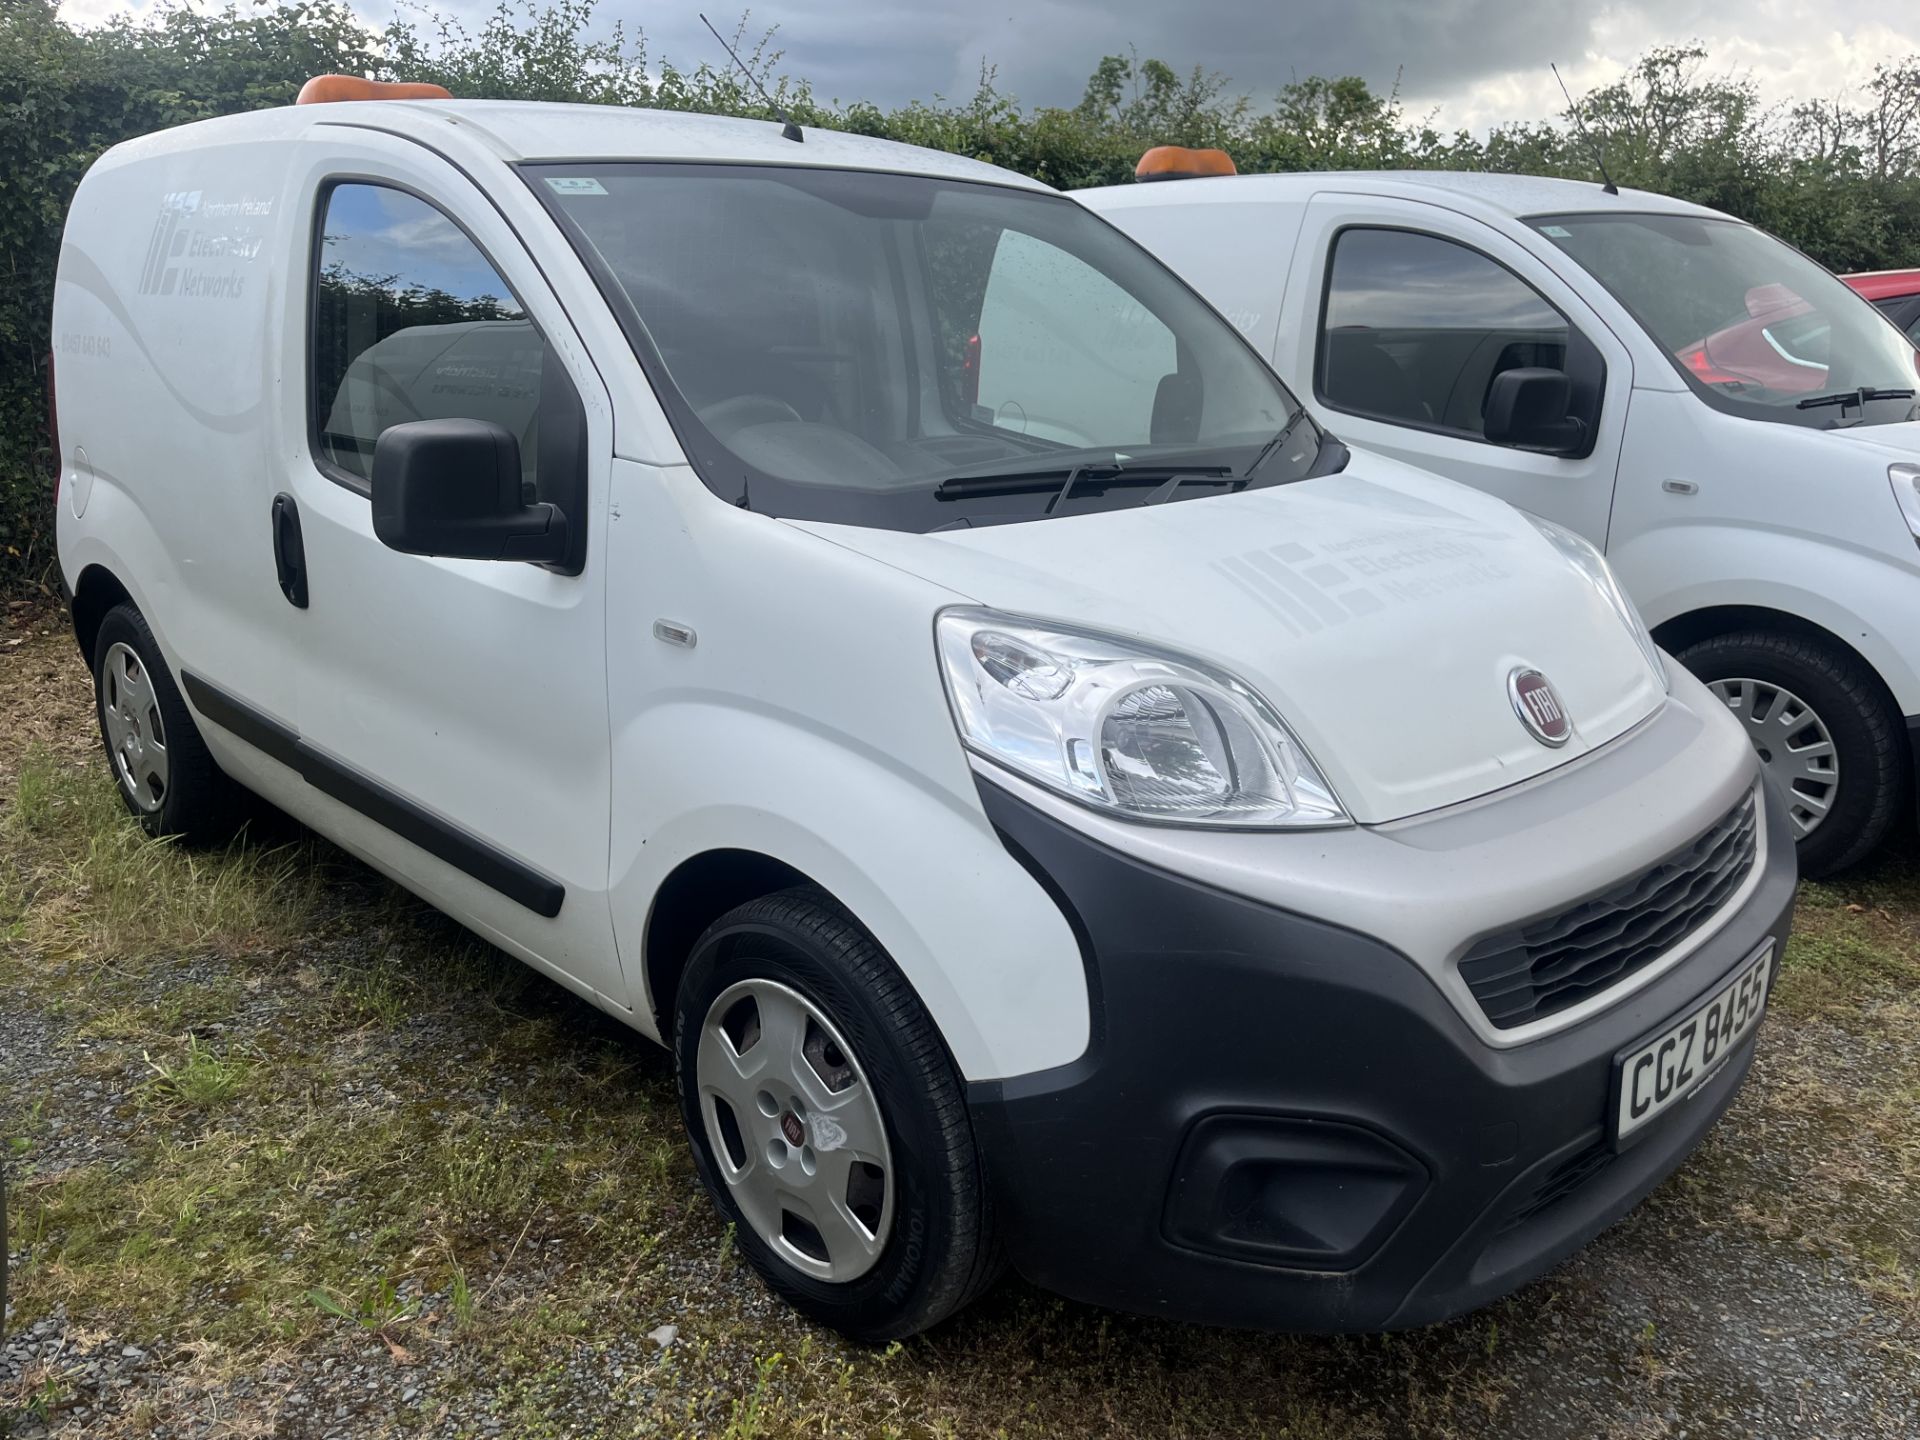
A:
[695,978,894,1283]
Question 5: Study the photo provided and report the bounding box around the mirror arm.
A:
[500,503,569,563]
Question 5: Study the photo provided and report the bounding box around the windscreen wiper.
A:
[1140,473,1240,505]
[932,462,1233,501]
[1795,386,1917,411]
[1241,405,1312,481]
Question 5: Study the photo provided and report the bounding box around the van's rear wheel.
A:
[674,888,999,1340]
[91,604,243,843]
[1680,628,1907,877]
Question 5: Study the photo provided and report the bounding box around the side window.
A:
[965,231,1177,448]
[311,183,541,491]
[1320,228,1571,440]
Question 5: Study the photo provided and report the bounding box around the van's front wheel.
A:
[91,604,243,842]
[674,888,999,1340]
[1681,628,1907,877]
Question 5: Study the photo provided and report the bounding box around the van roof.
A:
[1077,169,1727,223]
[100,98,1052,192]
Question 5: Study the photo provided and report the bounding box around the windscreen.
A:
[1527,212,1920,427]
[527,163,1319,528]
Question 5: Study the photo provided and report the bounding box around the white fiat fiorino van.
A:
[1083,151,1920,877]
[53,84,1794,1340]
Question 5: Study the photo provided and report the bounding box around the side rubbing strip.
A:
[182,673,300,767]
[181,672,566,919]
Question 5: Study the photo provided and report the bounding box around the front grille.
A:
[1497,1142,1614,1235]
[1459,791,1758,1030]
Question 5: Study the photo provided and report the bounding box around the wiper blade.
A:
[1140,472,1240,505]
[1795,386,1917,410]
[932,464,1104,499]
[932,461,1232,501]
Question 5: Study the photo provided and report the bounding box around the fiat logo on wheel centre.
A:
[1508,667,1572,747]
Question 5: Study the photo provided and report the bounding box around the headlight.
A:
[1523,513,1668,689]
[935,608,1346,828]
[1891,464,1920,545]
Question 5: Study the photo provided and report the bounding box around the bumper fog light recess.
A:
[1162,1116,1428,1270]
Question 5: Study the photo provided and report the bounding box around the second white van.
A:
[1083,156,1920,876]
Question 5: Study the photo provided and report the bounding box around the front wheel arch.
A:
[642,848,814,1040]
[1665,614,1912,874]
[1652,605,1888,693]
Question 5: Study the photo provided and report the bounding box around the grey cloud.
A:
[601,1,1629,112]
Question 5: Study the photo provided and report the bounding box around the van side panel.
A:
[1087,193,1308,361]
[54,128,302,725]
[603,464,1092,1083]
[1610,388,1920,717]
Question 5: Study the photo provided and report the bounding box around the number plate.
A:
[1613,943,1773,1143]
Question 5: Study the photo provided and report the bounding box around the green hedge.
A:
[5,2,1917,595]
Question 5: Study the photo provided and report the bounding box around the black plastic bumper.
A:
[966,776,1798,1332]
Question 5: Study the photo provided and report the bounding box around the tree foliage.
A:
[4,2,1919,592]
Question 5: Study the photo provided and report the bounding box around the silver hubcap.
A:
[695,978,894,1284]
[100,641,169,814]
[1708,677,1837,838]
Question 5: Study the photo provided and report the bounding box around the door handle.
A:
[271,493,309,608]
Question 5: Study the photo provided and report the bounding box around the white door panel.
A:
[277,132,623,1001]
[1279,195,1632,546]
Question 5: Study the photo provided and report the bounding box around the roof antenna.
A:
[1552,63,1617,195]
[700,13,803,143]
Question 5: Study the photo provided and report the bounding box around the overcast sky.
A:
[60,0,1920,135]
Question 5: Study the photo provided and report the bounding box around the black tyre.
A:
[1679,628,1909,878]
[674,887,999,1340]
[92,603,245,843]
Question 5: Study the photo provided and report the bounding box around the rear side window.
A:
[1319,228,1570,439]
[964,231,1178,447]
[310,183,540,491]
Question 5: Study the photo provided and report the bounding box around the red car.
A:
[1671,269,1920,397]
[1844,268,1920,342]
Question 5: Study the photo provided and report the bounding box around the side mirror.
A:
[1484,367,1587,456]
[371,420,569,564]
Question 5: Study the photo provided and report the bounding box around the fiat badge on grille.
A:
[1509,667,1571,747]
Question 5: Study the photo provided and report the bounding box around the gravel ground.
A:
[3,611,1917,1439]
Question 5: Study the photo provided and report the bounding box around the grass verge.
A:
[3,615,1918,1438]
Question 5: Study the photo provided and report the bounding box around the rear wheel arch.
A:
[70,562,134,662]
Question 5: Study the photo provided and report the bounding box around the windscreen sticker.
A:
[544,177,608,196]
[1539,224,1572,237]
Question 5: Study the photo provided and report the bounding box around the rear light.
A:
[962,333,981,407]
[44,349,59,497]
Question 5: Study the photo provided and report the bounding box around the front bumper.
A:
[966,772,1797,1332]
